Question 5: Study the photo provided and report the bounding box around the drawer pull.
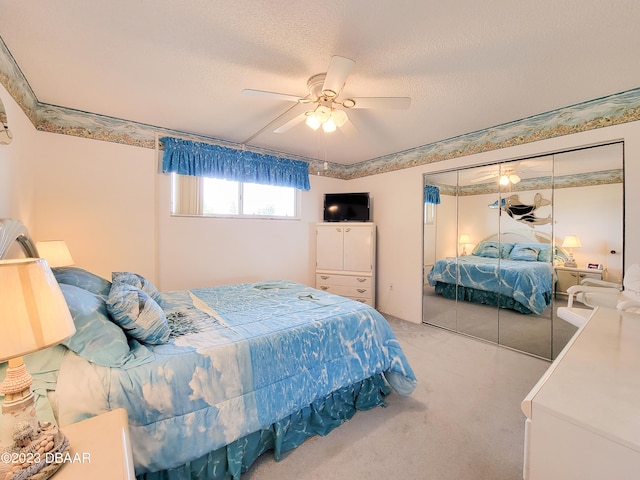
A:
[320,275,330,280]
[320,286,329,290]
[356,277,367,282]
[357,288,367,293]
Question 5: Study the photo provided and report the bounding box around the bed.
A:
[427,231,566,315]
[0,219,416,479]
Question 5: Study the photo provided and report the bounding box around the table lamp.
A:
[35,241,74,268]
[0,258,76,480]
[459,234,472,256]
[562,235,581,268]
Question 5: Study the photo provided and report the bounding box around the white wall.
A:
[0,82,39,226]
[156,171,343,291]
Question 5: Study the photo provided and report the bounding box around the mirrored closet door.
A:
[423,143,624,360]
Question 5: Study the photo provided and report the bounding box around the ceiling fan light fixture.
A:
[314,105,331,123]
[322,118,337,133]
[305,114,321,130]
[322,89,338,98]
[499,175,510,186]
[332,109,348,127]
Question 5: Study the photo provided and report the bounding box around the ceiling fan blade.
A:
[322,56,356,97]
[346,97,411,109]
[273,112,308,133]
[470,172,498,183]
[242,89,306,103]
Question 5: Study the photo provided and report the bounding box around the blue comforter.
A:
[427,256,553,314]
[55,280,416,474]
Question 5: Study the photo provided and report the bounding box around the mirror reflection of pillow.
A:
[623,264,640,292]
[106,281,170,345]
[509,245,540,262]
[474,241,500,258]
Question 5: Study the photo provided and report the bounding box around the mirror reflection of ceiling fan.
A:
[471,160,550,185]
[242,55,411,135]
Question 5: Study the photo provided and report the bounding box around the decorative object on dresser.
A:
[0,258,76,480]
[315,222,376,307]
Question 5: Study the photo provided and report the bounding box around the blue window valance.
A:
[424,185,441,204]
[161,137,310,190]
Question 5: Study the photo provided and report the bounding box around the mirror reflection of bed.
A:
[425,231,574,359]
[423,142,624,360]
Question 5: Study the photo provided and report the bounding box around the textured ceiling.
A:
[1,1,640,165]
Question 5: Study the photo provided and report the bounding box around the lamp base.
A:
[1,358,71,480]
[0,421,70,480]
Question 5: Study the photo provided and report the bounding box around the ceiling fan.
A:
[470,160,550,185]
[242,55,411,135]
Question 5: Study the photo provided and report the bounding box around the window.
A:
[171,174,300,219]
[424,202,436,225]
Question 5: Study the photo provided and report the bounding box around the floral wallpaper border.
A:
[1,37,639,181]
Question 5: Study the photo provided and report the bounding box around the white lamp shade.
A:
[332,109,348,127]
[314,105,331,123]
[0,258,75,362]
[36,240,74,267]
[305,114,321,130]
[459,234,471,244]
[322,118,337,133]
[562,235,582,248]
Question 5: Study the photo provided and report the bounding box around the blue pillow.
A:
[474,241,500,258]
[59,284,132,367]
[53,267,112,298]
[474,241,515,259]
[112,272,163,306]
[537,245,552,263]
[106,282,170,345]
[509,244,540,262]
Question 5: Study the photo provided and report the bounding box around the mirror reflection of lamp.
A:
[562,235,582,267]
[459,234,472,256]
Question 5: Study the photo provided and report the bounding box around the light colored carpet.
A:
[245,316,550,480]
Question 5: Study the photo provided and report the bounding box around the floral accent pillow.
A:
[112,271,163,306]
[106,281,170,345]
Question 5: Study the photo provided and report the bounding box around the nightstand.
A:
[56,408,135,479]
[555,266,604,297]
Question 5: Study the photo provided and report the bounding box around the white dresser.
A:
[315,222,376,307]
[521,307,640,479]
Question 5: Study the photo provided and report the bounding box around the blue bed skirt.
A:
[434,282,552,315]
[137,373,391,480]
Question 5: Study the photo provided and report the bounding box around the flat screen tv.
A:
[323,192,371,222]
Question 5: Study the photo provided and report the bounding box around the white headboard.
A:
[482,229,553,245]
[0,218,39,259]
